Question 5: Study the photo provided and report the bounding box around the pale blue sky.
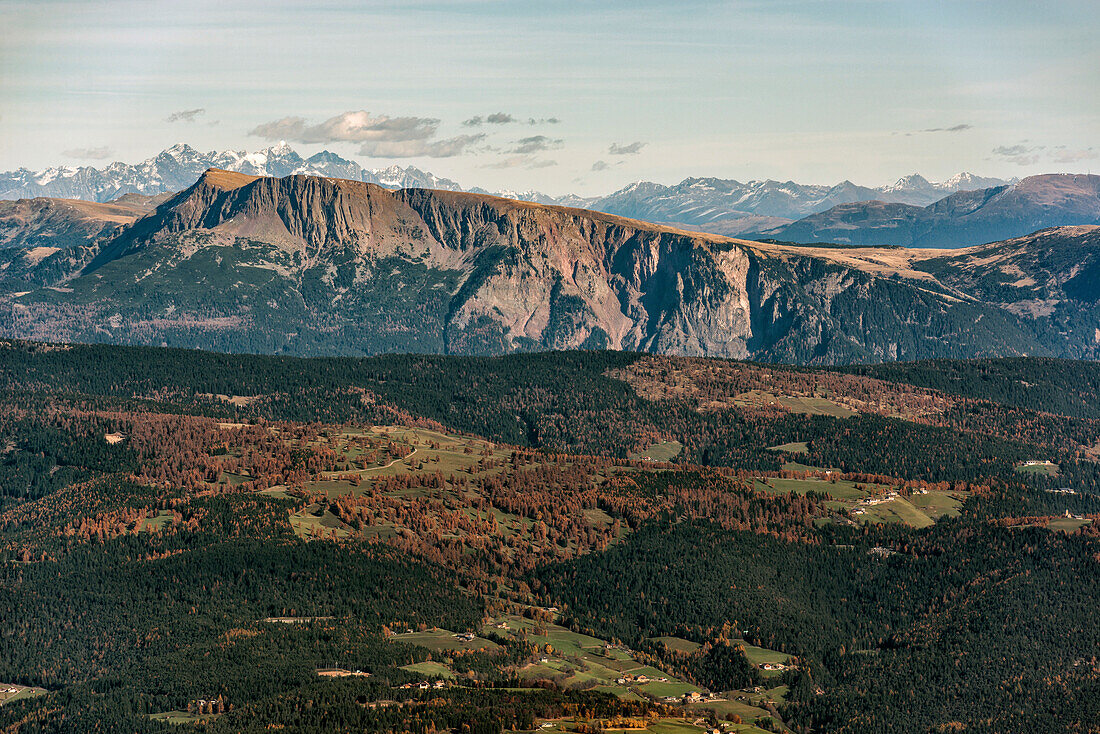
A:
[1,0,1097,194]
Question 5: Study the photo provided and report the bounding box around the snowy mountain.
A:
[0,143,1017,236]
[0,143,463,202]
[878,172,1015,206]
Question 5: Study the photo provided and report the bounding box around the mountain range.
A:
[2,143,1025,238]
[0,142,465,203]
[759,174,1100,247]
[1,168,1098,363]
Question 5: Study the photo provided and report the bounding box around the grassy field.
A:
[756,475,954,529]
[780,460,841,473]
[390,629,501,653]
[685,698,775,725]
[0,684,46,706]
[487,615,690,699]
[604,719,704,733]
[139,509,174,532]
[908,490,967,519]
[857,498,935,528]
[1048,517,1093,533]
[218,471,253,486]
[400,661,456,678]
[1015,461,1059,477]
[650,636,701,653]
[730,640,790,667]
[767,441,808,454]
[288,503,352,540]
[629,441,684,462]
[734,391,855,418]
[755,476,874,501]
[148,710,213,724]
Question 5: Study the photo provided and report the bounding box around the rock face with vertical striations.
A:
[1,169,1098,363]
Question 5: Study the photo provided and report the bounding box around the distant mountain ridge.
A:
[1,143,1016,235]
[1,168,1098,363]
[0,142,465,204]
[758,174,1100,247]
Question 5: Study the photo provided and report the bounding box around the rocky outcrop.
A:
[3,171,1097,363]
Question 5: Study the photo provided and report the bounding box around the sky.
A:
[1,0,1097,196]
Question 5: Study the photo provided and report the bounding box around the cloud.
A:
[358,134,485,158]
[463,112,516,127]
[591,160,610,171]
[608,141,646,155]
[922,123,972,133]
[991,142,1097,167]
[166,108,206,123]
[62,146,113,160]
[484,155,557,169]
[1049,147,1098,164]
[463,112,560,127]
[510,135,563,154]
[250,110,439,144]
[992,143,1045,166]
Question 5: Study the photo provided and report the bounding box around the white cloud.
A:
[62,146,113,159]
[358,134,485,158]
[1049,147,1098,164]
[250,110,438,144]
[484,155,557,169]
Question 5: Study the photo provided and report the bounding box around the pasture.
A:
[400,661,456,678]
[767,441,808,454]
[629,440,684,462]
[389,628,501,653]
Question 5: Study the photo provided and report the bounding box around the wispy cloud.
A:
[1049,146,1098,164]
[991,144,1044,166]
[166,108,206,123]
[608,141,646,155]
[484,155,557,169]
[991,141,1097,167]
[510,135,563,154]
[591,160,610,171]
[250,110,438,144]
[464,113,560,127]
[358,134,486,158]
[922,123,971,133]
[464,112,514,126]
[62,146,113,160]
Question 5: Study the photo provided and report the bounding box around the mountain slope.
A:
[0,193,169,294]
[0,170,1095,362]
[762,174,1100,247]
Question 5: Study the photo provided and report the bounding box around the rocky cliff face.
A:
[1,170,1096,363]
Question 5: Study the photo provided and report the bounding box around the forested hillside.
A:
[1,340,1099,733]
